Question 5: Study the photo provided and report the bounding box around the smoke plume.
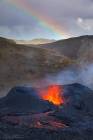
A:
[45,64,93,89]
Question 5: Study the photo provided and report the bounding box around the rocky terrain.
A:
[0,37,72,97]
[40,35,93,62]
[0,35,93,95]
[0,86,56,114]
[0,83,93,139]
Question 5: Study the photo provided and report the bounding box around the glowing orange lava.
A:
[40,85,63,106]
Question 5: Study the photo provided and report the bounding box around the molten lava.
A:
[40,85,63,106]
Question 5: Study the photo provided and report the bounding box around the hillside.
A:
[0,37,71,97]
[0,35,93,97]
[39,35,93,64]
[16,38,55,45]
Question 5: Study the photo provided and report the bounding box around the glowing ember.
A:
[40,85,63,105]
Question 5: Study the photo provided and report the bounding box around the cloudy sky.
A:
[0,0,93,40]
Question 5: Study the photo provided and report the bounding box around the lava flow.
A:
[40,85,64,106]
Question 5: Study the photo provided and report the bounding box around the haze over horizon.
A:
[0,0,93,40]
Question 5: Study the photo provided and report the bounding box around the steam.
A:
[45,64,93,89]
[24,64,93,90]
[46,69,77,85]
[78,64,93,89]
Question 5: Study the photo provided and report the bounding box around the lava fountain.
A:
[40,85,64,106]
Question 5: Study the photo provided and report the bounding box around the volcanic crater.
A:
[0,83,93,139]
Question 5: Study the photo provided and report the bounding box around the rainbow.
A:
[6,0,71,39]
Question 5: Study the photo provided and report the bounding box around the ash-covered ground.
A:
[0,83,93,140]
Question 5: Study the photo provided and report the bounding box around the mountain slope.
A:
[0,37,71,79]
[16,38,55,45]
[39,35,93,63]
[0,37,71,97]
[0,35,93,97]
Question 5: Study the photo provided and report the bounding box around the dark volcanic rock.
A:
[0,84,93,139]
[0,86,55,114]
[0,123,93,140]
[63,83,93,113]
[52,83,93,125]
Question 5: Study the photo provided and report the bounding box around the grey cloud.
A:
[29,0,93,19]
[0,0,93,39]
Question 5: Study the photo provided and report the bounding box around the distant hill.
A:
[0,35,93,97]
[39,35,93,64]
[0,37,16,46]
[16,38,55,45]
[0,36,71,97]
